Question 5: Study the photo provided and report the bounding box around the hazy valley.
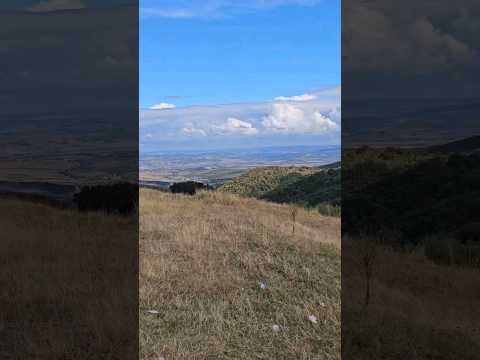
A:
[140,145,340,188]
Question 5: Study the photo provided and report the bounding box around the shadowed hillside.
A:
[219,165,340,210]
[263,170,340,207]
[343,137,480,359]
[343,146,480,245]
[140,189,340,359]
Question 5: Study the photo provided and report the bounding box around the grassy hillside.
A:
[219,166,340,210]
[343,236,480,359]
[342,140,480,358]
[219,166,317,198]
[263,170,340,208]
[343,147,480,245]
[0,198,137,358]
[140,189,340,359]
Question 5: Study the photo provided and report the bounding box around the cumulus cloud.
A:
[263,103,305,131]
[343,0,479,73]
[312,112,337,131]
[274,94,317,102]
[180,118,258,137]
[140,87,341,149]
[150,102,176,110]
[216,118,258,135]
[262,103,337,133]
[340,0,480,97]
[28,0,85,13]
[409,18,476,70]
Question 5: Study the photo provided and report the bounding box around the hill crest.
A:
[219,164,340,208]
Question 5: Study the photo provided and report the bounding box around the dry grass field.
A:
[0,199,137,359]
[140,189,341,359]
[342,237,480,359]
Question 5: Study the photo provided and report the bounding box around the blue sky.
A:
[12,1,341,151]
[140,0,340,108]
[141,0,341,151]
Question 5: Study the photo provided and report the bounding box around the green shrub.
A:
[425,236,480,267]
[317,203,341,217]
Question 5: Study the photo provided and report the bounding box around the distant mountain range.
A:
[343,98,480,147]
[428,135,480,154]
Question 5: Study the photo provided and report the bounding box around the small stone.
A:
[272,324,281,332]
[308,315,318,324]
[146,310,160,314]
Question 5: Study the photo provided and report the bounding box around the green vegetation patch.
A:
[220,166,341,213]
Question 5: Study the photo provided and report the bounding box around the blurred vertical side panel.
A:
[0,1,138,359]
[342,0,480,359]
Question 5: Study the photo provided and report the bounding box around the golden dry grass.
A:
[140,189,340,359]
[342,237,480,359]
[0,199,137,359]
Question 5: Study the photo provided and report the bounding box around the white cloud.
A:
[263,103,305,131]
[262,103,337,133]
[28,0,85,13]
[343,1,478,74]
[217,118,258,135]
[274,94,317,102]
[140,0,322,20]
[182,127,207,137]
[150,102,176,110]
[141,8,194,19]
[312,111,337,131]
[140,86,341,148]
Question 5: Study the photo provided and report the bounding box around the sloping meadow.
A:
[140,189,340,359]
[0,199,138,358]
